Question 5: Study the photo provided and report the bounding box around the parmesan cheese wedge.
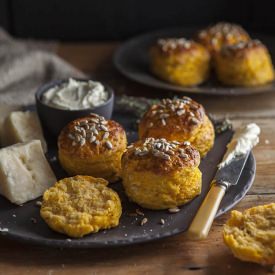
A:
[0,140,56,205]
[1,111,47,152]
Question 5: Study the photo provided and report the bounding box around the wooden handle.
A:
[186,183,226,240]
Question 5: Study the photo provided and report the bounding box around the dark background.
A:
[0,0,274,41]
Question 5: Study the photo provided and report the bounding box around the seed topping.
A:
[67,114,113,149]
[132,137,191,161]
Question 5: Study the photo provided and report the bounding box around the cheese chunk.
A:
[0,105,21,146]
[0,140,56,205]
[1,111,47,152]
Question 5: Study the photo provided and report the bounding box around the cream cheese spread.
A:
[42,78,108,110]
[218,123,260,168]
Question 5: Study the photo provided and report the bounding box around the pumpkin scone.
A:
[121,137,202,210]
[40,175,122,238]
[223,203,275,265]
[139,97,215,157]
[58,113,127,182]
[214,40,275,87]
[149,38,210,86]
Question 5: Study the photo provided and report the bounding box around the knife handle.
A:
[186,183,226,240]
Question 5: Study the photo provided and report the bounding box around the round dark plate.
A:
[114,27,275,95]
[0,110,256,248]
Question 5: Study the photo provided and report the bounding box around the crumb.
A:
[140,217,148,226]
[168,207,180,213]
[0,227,9,232]
[12,214,16,218]
[66,238,72,242]
[136,209,144,216]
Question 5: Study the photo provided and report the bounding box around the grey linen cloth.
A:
[0,28,86,107]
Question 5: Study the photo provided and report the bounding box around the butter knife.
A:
[187,123,260,240]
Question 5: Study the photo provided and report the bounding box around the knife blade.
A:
[213,152,250,189]
[186,123,260,240]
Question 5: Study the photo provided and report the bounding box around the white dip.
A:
[42,78,108,110]
[219,123,260,168]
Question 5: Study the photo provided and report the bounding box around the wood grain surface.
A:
[0,43,274,275]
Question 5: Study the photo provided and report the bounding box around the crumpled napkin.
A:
[0,28,86,106]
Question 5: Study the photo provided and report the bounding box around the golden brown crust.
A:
[149,39,210,87]
[58,113,126,159]
[122,138,200,175]
[58,114,127,182]
[194,22,250,54]
[219,40,267,58]
[152,38,206,56]
[139,97,205,140]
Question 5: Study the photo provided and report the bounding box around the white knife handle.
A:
[186,183,226,240]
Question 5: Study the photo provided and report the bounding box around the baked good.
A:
[149,38,210,86]
[0,104,21,146]
[223,203,275,265]
[121,137,202,210]
[0,140,56,205]
[214,40,275,86]
[1,111,47,152]
[138,97,215,157]
[194,22,250,55]
[40,175,122,238]
[58,113,127,182]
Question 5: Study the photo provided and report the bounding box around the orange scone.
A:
[121,138,202,210]
[40,176,122,238]
[58,113,127,182]
[139,97,215,157]
[150,38,210,86]
[194,22,250,55]
[214,40,275,87]
[223,203,275,265]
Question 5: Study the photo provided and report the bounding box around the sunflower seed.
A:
[161,119,166,126]
[160,219,165,225]
[36,201,42,206]
[168,207,180,213]
[180,153,188,159]
[80,138,86,146]
[177,109,185,116]
[140,217,148,226]
[105,141,113,149]
[162,154,171,160]
[136,209,144,216]
[100,125,108,132]
[89,136,97,143]
[184,141,191,146]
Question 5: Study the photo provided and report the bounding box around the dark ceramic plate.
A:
[0,110,256,248]
[114,27,275,95]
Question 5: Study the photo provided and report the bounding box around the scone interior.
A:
[150,38,210,86]
[122,138,202,210]
[40,175,122,238]
[58,113,127,182]
[139,97,215,157]
[223,203,275,265]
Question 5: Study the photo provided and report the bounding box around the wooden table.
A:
[1,43,274,275]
